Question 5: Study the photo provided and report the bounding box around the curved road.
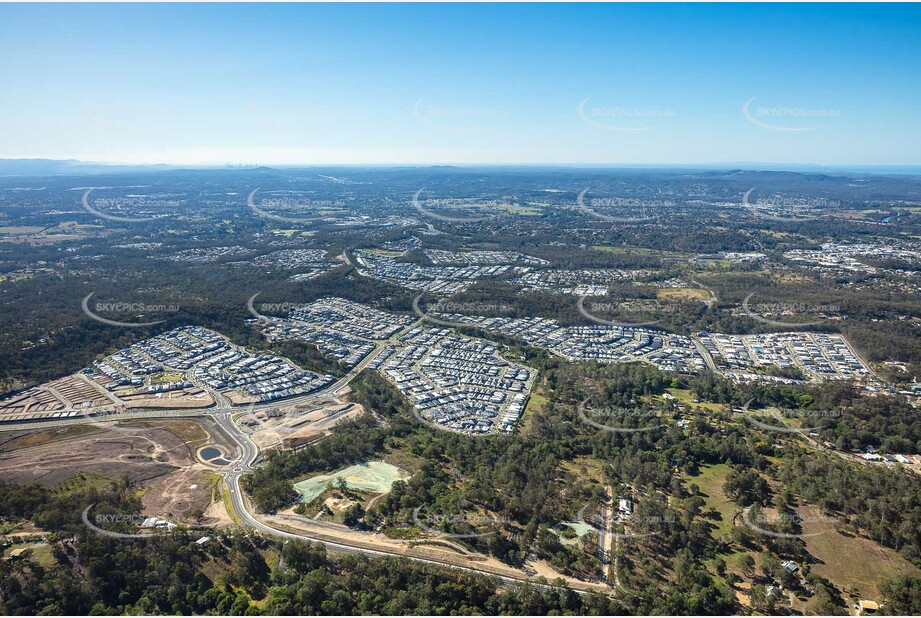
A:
[0,323,607,595]
[214,408,602,595]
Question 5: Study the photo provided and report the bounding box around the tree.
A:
[760,551,781,582]
[343,503,365,528]
[724,468,771,507]
[739,553,756,578]
[881,576,921,614]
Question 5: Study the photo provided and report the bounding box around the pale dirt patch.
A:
[140,467,216,523]
[203,488,235,527]
[261,513,611,594]
[118,389,214,408]
[241,399,364,451]
[324,496,356,512]
[0,419,230,525]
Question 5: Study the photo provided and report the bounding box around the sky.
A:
[1,3,919,167]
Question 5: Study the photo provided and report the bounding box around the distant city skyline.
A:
[1,3,919,166]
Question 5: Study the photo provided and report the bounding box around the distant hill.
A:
[2,158,919,178]
[0,158,179,176]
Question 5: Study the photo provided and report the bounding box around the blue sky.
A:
[1,3,919,166]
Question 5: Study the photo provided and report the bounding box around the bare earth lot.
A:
[0,419,235,524]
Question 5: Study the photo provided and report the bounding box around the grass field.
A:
[560,457,606,484]
[690,464,737,538]
[3,543,55,567]
[664,387,724,412]
[0,222,107,244]
[220,479,242,525]
[800,505,921,600]
[119,419,210,445]
[54,472,112,495]
[657,287,711,301]
[0,226,46,234]
[494,203,542,216]
[150,373,185,385]
[379,446,423,475]
[591,245,689,258]
[520,391,548,434]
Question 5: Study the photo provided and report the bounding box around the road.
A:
[0,319,610,594]
[691,337,718,372]
[0,340,393,432]
[595,495,611,584]
[214,405,603,595]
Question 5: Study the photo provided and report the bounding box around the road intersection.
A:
[0,321,610,595]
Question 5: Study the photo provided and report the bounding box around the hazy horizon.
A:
[2,3,920,166]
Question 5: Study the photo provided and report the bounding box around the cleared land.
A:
[293,461,410,504]
[657,287,711,301]
[800,504,921,600]
[0,419,232,524]
[239,399,364,450]
[690,464,737,538]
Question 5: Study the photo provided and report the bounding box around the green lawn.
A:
[520,392,548,434]
[665,387,724,412]
[689,464,737,539]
